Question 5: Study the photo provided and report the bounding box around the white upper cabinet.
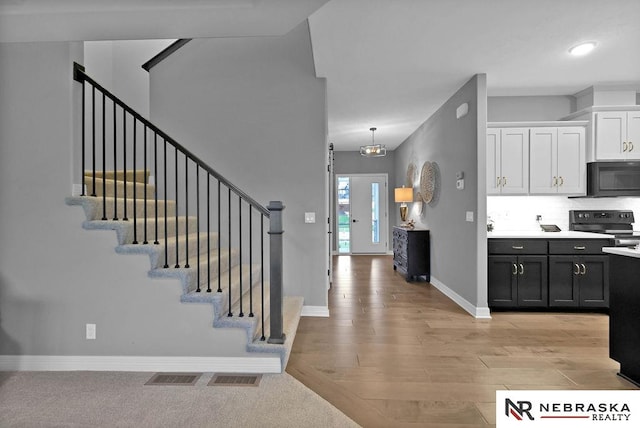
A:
[596,111,640,160]
[487,128,529,195]
[530,127,585,195]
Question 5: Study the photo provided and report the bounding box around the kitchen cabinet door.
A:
[556,127,585,194]
[487,129,501,195]
[579,255,609,308]
[530,127,585,195]
[549,256,579,307]
[488,255,517,307]
[500,128,529,194]
[529,127,556,194]
[596,111,640,160]
[517,255,548,307]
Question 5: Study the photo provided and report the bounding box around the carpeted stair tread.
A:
[72,195,176,221]
[85,170,150,184]
[145,231,222,269]
[83,215,198,245]
[85,177,154,198]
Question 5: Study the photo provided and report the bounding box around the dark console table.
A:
[392,227,430,282]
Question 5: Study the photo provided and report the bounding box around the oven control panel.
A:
[570,210,635,224]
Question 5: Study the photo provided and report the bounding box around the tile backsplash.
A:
[487,196,640,232]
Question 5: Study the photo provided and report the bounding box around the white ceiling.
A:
[2,0,639,153]
[309,0,640,151]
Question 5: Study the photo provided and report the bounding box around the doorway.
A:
[336,174,388,254]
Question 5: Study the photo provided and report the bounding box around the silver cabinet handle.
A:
[574,246,586,250]
[580,263,586,275]
[519,263,524,275]
[574,263,580,275]
[559,176,564,186]
[512,246,524,250]
[512,263,518,275]
[630,142,634,152]
[503,177,507,186]
[497,176,501,187]
[553,176,558,187]
[623,142,629,152]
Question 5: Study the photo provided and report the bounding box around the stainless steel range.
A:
[569,210,640,247]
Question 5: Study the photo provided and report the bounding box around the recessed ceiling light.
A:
[569,42,597,56]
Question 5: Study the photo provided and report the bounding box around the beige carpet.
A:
[0,370,359,427]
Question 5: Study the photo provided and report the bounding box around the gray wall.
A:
[0,42,252,357]
[488,95,575,122]
[394,75,487,310]
[148,22,328,307]
[333,150,396,252]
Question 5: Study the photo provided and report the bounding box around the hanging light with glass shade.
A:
[360,127,386,157]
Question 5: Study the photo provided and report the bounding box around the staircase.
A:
[66,63,302,372]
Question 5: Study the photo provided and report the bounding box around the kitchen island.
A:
[602,247,640,386]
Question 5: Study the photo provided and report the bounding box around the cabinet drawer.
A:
[489,239,547,255]
[548,240,611,254]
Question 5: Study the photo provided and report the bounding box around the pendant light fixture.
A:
[360,127,386,157]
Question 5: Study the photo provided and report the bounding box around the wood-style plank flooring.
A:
[287,255,637,428]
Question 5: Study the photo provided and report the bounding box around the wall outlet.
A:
[305,212,316,223]
[536,214,542,222]
[86,323,96,340]
[466,211,474,222]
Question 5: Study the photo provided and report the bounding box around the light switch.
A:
[456,179,465,190]
[466,211,474,222]
[305,212,316,223]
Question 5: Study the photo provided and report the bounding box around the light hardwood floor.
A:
[287,255,637,428]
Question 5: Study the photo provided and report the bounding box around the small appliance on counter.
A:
[569,210,640,247]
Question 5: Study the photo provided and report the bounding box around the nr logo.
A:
[506,398,535,421]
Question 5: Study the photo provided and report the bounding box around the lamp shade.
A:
[394,187,413,203]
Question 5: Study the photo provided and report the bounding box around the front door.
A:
[337,174,387,254]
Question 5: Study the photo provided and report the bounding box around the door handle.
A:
[503,177,507,186]
[573,246,586,250]
[497,176,501,187]
[352,219,359,223]
[553,176,558,187]
[512,246,524,250]
[623,142,628,152]
[630,141,634,152]
[559,176,564,186]
[580,264,586,275]
[574,263,580,275]
[512,263,518,275]
[519,263,524,275]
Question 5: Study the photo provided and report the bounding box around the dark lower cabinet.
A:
[488,255,547,308]
[489,238,611,310]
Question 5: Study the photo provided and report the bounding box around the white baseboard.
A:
[301,305,330,317]
[0,355,281,373]
[429,276,492,319]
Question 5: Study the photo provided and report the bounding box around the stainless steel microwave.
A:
[587,161,640,197]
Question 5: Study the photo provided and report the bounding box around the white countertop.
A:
[488,231,615,239]
[603,247,640,258]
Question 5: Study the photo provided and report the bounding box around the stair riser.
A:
[87,198,176,221]
[85,178,154,198]
[120,217,197,244]
[191,250,242,289]
[85,170,150,184]
[155,233,221,268]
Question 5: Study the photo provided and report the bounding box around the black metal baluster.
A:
[239,197,243,318]
[101,92,106,220]
[228,187,232,317]
[153,133,159,244]
[143,126,148,244]
[196,166,200,292]
[122,110,128,221]
[207,174,211,293]
[81,80,86,196]
[217,180,222,293]
[184,156,189,269]
[174,147,179,268]
[249,208,253,317]
[112,101,118,220]
[132,117,138,244]
[163,139,169,268]
[260,215,265,341]
[91,86,96,197]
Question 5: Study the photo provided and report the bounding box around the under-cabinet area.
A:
[488,235,612,310]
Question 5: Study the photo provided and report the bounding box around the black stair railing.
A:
[73,62,285,345]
